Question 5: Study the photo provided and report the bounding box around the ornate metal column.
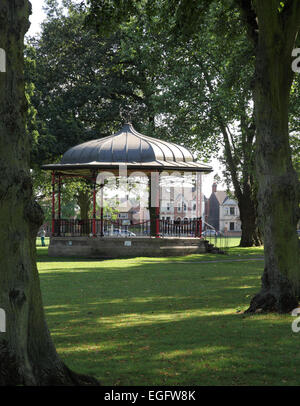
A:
[92,174,97,237]
[51,171,56,236]
[155,171,160,238]
[100,182,104,237]
[57,175,61,236]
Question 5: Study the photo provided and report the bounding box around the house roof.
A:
[222,196,237,205]
[214,191,228,205]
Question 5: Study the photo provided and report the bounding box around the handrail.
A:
[202,220,216,231]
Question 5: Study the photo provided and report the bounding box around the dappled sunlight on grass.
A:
[93,308,237,329]
[36,243,300,386]
[156,345,231,359]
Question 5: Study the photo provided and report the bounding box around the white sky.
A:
[26,0,225,198]
[27,0,47,37]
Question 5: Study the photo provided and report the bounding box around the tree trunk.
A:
[245,2,300,313]
[0,1,98,385]
[77,189,91,220]
[76,189,91,235]
[217,101,261,248]
[239,186,262,247]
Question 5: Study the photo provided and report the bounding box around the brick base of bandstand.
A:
[48,236,210,258]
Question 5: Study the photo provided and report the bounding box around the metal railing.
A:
[159,218,202,237]
[201,220,229,252]
[52,218,202,238]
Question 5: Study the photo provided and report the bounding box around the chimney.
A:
[212,183,217,193]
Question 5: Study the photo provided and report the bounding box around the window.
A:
[177,206,181,212]
[230,222,235,231]
[230,207,235,215]
[183,203,187,211]
[193,203,196,211]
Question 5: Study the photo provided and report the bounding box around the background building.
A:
[206,183,241,235]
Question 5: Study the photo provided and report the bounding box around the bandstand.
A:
[42,123,213,258]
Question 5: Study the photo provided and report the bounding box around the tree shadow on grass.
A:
[45,310,298,386]
[35,258,300,386]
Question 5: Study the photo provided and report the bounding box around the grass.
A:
[36,240,300,386]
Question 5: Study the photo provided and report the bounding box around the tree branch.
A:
[198,58,243,200]
[281,0,300,53]
[234,0,258,45]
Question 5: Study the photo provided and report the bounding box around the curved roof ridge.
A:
[126,124,156,161]
[140,133,176,161]
[127,123,184,162]
[129,128,167,162]
[137,129,194,162]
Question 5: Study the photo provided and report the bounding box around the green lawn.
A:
[36,242,300,386]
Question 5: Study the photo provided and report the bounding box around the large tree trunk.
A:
[245,1,300,313]
[0,1,98,385]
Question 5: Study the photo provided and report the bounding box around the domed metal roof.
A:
[42,123,212,175]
